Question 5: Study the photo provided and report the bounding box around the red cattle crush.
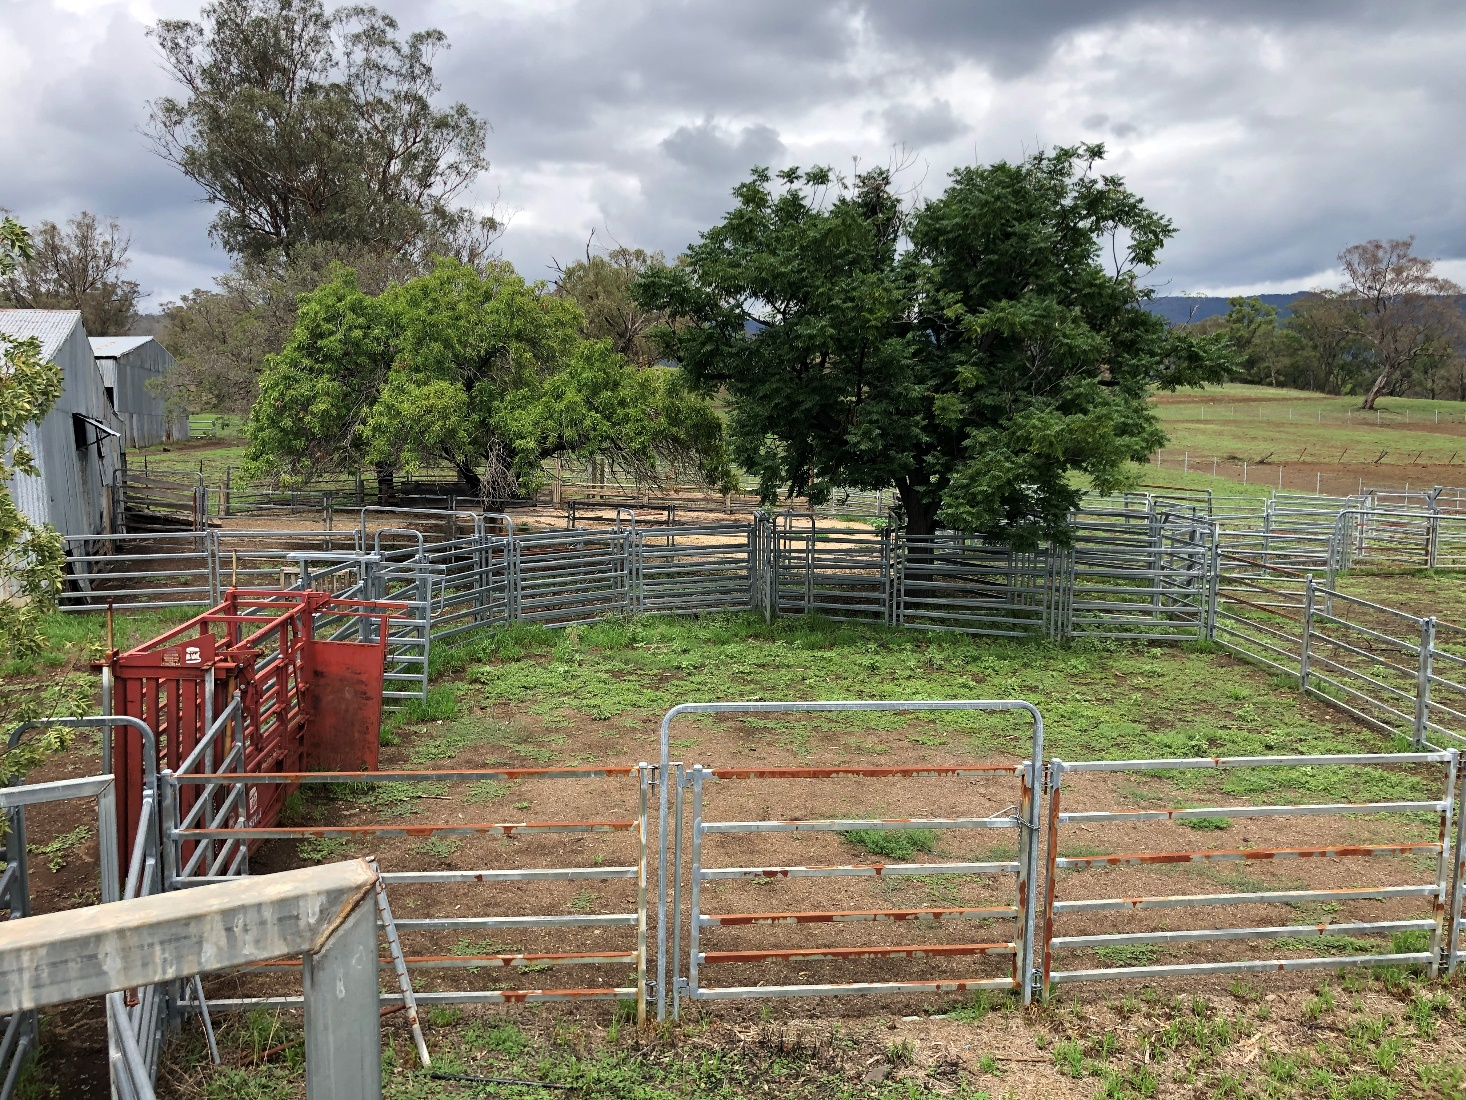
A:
[104,588,405,857]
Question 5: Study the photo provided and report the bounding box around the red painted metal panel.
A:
[107,590,403,861]
[305,640,385,774]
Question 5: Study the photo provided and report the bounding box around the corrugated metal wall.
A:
[96,340,189,447]
[16,317,123,538]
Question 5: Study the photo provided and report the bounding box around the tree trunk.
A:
[895,482,941,567]
[1361,369,1393,411]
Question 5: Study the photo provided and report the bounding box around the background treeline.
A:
[1182,239,1465,408]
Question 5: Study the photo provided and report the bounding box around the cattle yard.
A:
[8,487,1466,1098]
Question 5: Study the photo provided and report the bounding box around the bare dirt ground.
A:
[15,616,1466,1097]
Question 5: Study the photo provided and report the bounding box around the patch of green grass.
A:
[839,828,939,861]
[382,684,460,735]
[441,613,1403,780]
[568,888,596,913]
[1277,935,1378,957]
[27,825,92,872]
[464,780,511,804]
[406,717,510,764]
[1093,943,1163,967]
[365,781,449,817]
[464,1021,528,1055]
[412,837,460,859]
[1179,816,1232,831]
[1390,928,1431,954]
[296,837,353,863]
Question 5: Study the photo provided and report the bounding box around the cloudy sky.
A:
[3,0,1465,308]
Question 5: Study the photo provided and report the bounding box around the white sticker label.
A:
[184,646,202,665]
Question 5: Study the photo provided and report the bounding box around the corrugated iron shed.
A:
[90,336,189,447]
[1,310,124,540]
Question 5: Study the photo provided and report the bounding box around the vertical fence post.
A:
[881,526,894,627]
[1416,616,1436,748]
[1431,751,1458,978]
[1299,576,1316,692]
[302,894,382,1100]
[636,762,650,1028]
[1449,757,1466,973]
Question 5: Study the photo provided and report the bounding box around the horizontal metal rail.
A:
[1042,750,1460,993]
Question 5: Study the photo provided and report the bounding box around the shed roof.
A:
[89,336,154,357]
[0,309,84,362]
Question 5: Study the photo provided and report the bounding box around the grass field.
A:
[1151,384,1466,495]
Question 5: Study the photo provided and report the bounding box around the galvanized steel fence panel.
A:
[1041,751,1459,993]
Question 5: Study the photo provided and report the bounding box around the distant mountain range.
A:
[1142,294,1305,325]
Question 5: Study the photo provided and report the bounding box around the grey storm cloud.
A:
[3,0,1465,300]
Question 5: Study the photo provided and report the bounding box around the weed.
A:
[412,837,460,860]
[885,1038,915,1067]
[464,780,510,804]
[569,889,596,913]
[1052,1040,1086,1077]
[366,781,449,817]
[464,1021,528,1056]
[1228,979,1261,1002]
[948,991,996,1023]
[407,717,510,764]
[1180,816,1232,831]
[1374,1036,1405,1074]
[297,837,352,862]
[1277,934,1376,956]
[975,1054,1001,1075]
[840,828,938,861]
[1094,943,1162,966]
[1418,1060,1466,1099]
[1263,1053,1300,1083]
[1390,928,1431,954]
[1405,991,1451,1036]
[1101,1063,1158,1099]
[27,825,92,872]
[1304,983,1336,1021]
[1344,1072,1397,1100]
[425,1006,460,1027]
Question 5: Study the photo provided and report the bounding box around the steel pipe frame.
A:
[655,698,1045,1021]
[1041,750,1460,994]
[162,763,654,1027]
[0,773,124,1100]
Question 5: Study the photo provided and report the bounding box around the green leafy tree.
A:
[1337,238,1464,410]
[0,215,87,779]
[1217,296,1282,385]
[147,0,493,262]
[636,146,1232,546]
[554,246,670,365]
[1284,292,1368,395]
[0,211,143,335]
[244,259,729,498]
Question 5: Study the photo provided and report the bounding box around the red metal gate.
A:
[105,589,404,856]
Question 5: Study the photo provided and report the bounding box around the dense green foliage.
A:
[1193,240,1465,404]
[244,259,730,496]
[148,0,492,262]
[636,145,1233,544]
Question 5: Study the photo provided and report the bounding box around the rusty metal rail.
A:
[1040,751,1458,994]
[165,764,653,1024]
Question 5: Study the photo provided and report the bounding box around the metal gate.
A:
[655,700,1045,1019]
